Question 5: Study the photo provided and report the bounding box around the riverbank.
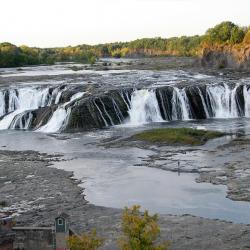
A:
[1,149,250,249]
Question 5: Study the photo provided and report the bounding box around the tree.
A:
[205,21,246,45]
[0,43,20,67]
[118,205,170,250]
[230,26,245,44]
[67,230,104,250]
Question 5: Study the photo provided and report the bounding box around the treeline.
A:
[96,21,250,58]
[1,21,250,68]
[0,43,96,68]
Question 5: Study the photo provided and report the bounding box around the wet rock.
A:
[66,88,133,131]
[1,149,250,250]
[185,85,207,119]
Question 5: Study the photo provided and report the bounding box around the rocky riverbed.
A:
[1,58,250,249]
[104,132,250,202]
[1,149,250,250]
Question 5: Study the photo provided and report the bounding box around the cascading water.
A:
[93,100,109,127]
[10,112,33,130]
[8,89,19,113]
[206,84,240,118]
[243,85,250,117]
[37,92,85,133]
[99,99,114,126]
[0,92,5,117]
[197,87,210,118]
[112,99,124,123]
[1,82,250,132]
[171,87,191,120]
[127,89,164,125]
[0,87,54,130]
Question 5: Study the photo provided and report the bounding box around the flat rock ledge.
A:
[0,149,250,250]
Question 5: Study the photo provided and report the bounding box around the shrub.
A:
[67,230,104,250]
[118,205,170,250]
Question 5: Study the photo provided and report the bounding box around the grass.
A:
[133,128,225,146]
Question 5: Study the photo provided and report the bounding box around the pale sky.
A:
[1,0,250,48]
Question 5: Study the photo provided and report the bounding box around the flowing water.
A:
[127,89,163,125]
[38,92,85,133]
[1,63,250,223]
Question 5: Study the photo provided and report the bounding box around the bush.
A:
[118,205,170,250]
[67,230,104,250]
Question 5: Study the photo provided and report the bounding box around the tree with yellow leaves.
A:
[67,230,104,250]
[118,205,170,250]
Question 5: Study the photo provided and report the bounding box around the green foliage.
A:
[118,205,170,250]
[0,43,96,68]
[205,21,246,44]
[230,26,245,44]
[133,128,224,145]
[0,43,20,67]
[0,21,249,68]
[67,230,104,250]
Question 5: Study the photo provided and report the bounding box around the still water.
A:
[1,118,250,224]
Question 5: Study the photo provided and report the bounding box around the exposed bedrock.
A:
[201,45,250,71]
[0,81,250,132]
[66,88,133,131]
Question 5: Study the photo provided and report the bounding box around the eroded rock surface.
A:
[1,149,250,249]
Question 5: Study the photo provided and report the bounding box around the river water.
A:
[1,63,250,224]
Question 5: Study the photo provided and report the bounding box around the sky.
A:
[1,0,250,48]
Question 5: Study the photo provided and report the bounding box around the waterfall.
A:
[206,84,240,118]
[98,99,114,126]
[112,99,124,123]
[0,91,6,117]
[197,87,210,118]
[10,112,33,130]
[158,90,168,120]
[8,89,19,113]
[55,90,63,104]
[120,90,131,110]
[37,92,85,133]
[0,87,53,130]
[93,100,109,127]
[127,89,163,125]
[171,87,191,120]
[244,85,250,117]
[0,82,250,132]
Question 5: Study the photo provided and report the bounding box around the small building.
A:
[0,213,15,250]
[55,212,70,250]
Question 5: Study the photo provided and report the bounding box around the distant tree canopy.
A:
[0,43,96,68]
[204,21,246,44]
[0,21,250,68]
